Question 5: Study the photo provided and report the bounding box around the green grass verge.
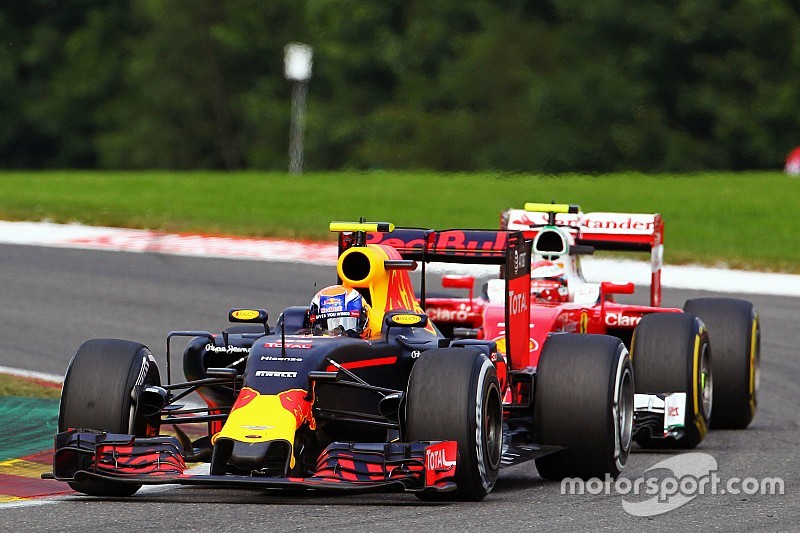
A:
[0,373,61,399]
[0,170,797,272]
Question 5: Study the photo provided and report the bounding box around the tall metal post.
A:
[284,43,313,175]
[289,80,307,175]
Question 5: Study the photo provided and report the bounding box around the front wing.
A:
[633,393,688,439]
[44,430,458,495]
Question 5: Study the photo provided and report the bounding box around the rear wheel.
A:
[632,313,711,449]
[59,339,161,496]
[534,334,634,480]
[683,298,760,429]
[404,348,502,501]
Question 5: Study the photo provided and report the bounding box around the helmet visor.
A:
[323,315,360,333]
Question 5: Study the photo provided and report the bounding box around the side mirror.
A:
[228,308,269,336]
[600,282,635,295]
[384,311,429,330]
[442,275,474,302]
[229,308,269,324]
[442,275,474,290]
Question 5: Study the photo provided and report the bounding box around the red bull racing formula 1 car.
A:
[46,220,636,500]
[424,203,761,451]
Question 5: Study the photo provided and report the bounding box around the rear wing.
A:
[336,225,532,362]
[350,228,510,263]
[503,206,664,307]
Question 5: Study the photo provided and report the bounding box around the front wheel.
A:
[632,313,711,449]
[683,298,760,429]
[59,339,161,496]
[404,347,502,501]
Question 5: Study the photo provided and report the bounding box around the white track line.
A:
[0,498,59,510]
[1,220,799,296]
[0,221,337,264]
[0,365,63,384]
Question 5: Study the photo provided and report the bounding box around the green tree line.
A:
[2,0,800,172]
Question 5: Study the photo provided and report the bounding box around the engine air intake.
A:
[340,250,372,283]
[533,228,568,256]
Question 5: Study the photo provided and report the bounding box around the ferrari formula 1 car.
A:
[46,221,635,500]
[424,203,761,451]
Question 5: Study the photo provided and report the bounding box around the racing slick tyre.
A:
[404,347,502,501]
[632,313,711,449]
[683,298,760,429]
[59,339,161,497]
[533,334,634,481]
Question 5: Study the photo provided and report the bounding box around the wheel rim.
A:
[700,343,713,420]
[751,319,760,413]
[483,384,502,470]
[616,366,634,455]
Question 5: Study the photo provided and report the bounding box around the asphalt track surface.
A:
[0,243,798,531]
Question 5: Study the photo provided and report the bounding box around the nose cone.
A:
[214,438,294,475]
[212,387,314,474]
